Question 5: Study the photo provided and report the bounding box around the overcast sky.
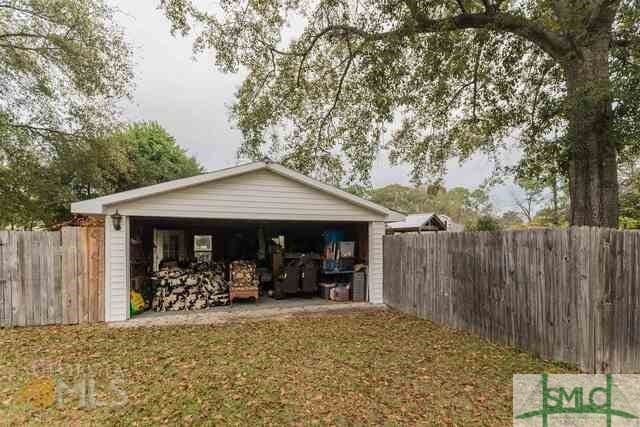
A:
[111,0,522,212]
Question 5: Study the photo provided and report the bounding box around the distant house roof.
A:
[387,213,447,232]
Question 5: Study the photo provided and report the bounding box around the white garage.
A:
[71,160,403,322]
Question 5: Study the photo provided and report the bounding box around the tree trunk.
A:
[564,37,619,228]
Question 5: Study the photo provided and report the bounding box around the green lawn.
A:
[0,311,575,425]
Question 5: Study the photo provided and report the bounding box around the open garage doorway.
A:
[128,217,370,317]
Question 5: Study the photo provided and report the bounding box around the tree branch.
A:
[611,35,640,48]
[446,81,475,111]
[455,0,467,14]
[587,0,622,32]
[0,3,60,24]
[0,42,61,52]
[317,12,569,59]
[10,123,73,137]
[471,40,485,120]
[296,26,339,87]
[416,12,568,58]
[0,32,48,40]
[318,41,355,139]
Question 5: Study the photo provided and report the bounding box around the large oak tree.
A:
[0,0,132,228]
[0,0,132,143]
[162,0,639,227]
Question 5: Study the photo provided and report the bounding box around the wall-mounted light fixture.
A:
[111,210,122,231]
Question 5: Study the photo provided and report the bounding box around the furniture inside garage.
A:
[71,160,402,322]
[128,217,370,315]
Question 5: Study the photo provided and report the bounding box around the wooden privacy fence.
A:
[0,227,104,327]
[383,227,640,373]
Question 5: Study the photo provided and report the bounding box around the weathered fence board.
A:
[0,227,104,327]
[383,227,640,373]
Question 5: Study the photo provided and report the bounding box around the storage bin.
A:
[318,282,336,299]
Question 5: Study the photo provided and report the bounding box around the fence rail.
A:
[383,227,640,373]
[0,227,104,327]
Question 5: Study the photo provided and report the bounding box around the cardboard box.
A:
[330,285,351,302]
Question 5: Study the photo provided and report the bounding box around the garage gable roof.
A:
[71,160,404,222]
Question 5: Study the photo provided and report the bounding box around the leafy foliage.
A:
[498,210,525,229]
[0,0,134,228]
[0,122,203,228]
[619,159,640,229]
[108,122,203,192]
[368,183,492,225]
[531,206,570,228]
[160,0,640,226]
[466,214,503,231]
[0,0,132,146]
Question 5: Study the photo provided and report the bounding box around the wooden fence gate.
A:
[0,227,104,327]
[383,227,640,373]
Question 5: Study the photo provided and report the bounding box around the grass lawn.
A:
[0,311,575,425]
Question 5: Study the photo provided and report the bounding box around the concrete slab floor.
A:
[112,297,386,328]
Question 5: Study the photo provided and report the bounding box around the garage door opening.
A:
[128,216,370,316]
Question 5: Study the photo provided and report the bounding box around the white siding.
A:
[106,170,385,222]
[105,215,129,322]
[368,221,385,304]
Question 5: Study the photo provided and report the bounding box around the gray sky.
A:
[111,0,523,212]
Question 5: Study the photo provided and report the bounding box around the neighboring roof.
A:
[438,214,465,232]
[71,160,404,222]
[387,213,447,231]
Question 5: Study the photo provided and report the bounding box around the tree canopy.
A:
[108,122,203,192]
[367,183,493,228]
[0,0,132,145]
[0,122,203,229]
[161,0,640,227]
[0,0,134,227]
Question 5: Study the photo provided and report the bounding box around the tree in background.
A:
[507,161,572,227]
[108,122,203,192]
[0,0,133,227]
[466,215,503,232]
[619,159,640,229]
[0,0,132,151]
[368,184,494,227]
[162,0,640,227]
[508,131,570,226]
[499,210,524,229]
[511,178,545,223]
[0,123,203,229]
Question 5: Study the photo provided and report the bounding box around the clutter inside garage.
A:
[128,218,369,315]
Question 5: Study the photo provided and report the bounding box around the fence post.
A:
[61,227,79,324]
[594,228,619,373]
[0,231,9,327]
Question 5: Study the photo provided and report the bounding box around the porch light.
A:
[111,210,122,231]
